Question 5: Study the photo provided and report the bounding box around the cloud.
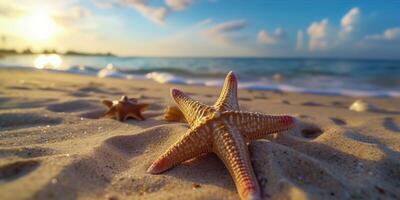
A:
[117,0,168,25]
[52,6,91,26]
[365,27,400,41]
[203,19,246,44]
[307,18,329,51]
[340,7,360,35]
[257,28,286,45]
[91,0,114,9]
[296,30,304,50]
[94,0,191,24]
[205,19,246,35]
[165,0,193,11]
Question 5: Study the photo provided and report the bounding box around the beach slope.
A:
[0,68,399,200]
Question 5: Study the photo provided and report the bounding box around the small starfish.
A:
[102,96,148,121]
[147,71,295,200]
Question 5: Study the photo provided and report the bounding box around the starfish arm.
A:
[147,127,211,174]
[171,88,214,127]
[125,103,149,121]
[213,121,261,200]
[126,112,144,121]
[120,95,128,101]
[116,110,127,121]
[224,111,295,142]
[102,100,113,108]
[103,106,116,117]
[214,71,240,111]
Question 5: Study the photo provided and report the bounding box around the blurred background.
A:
[0,0,399,96]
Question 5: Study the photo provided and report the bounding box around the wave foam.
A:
[145,72,186,84]
[97,64,125,78]
[32,64,400,97]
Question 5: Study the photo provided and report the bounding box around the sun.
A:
[19,8,57,41]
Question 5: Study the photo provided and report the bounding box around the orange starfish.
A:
[102,96,148,121]
[147,71,295,200]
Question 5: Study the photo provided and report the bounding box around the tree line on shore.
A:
[0,48,115,57]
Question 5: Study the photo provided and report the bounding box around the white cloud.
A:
[365,27,400,41]
[341,7,360,34]
[203,19,246,44]
[94,0,192,24]
[257,28,285,45]
[296,30,304,50]
[117,0,168,25]
[149,19,254,57]
[165,0,193,11]
[257,30,275,44]
[384,28,400,40]
[307,18,329,51]
[205,19,246,35]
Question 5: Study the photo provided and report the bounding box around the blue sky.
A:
[1,0,399,59]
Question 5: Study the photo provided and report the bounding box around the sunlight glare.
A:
[34,54,62,69]
[21,8,57,41]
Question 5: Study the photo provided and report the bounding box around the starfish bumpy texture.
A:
[102,96,148,121]
[147,71,295,200]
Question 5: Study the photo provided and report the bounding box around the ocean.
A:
[1,54,399,97]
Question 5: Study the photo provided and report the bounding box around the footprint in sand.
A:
[79,110,106,119]
[0,160,40,182]
[0,113,61,130]
[301,128,323,139]
[291,121,324,140]
[330,117,347,126]
[383,117,400,132]
[301,101,324,107]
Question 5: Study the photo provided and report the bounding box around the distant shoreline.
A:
[2,48,400,61]
[0,48,116,57]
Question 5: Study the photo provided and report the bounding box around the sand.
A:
[0,68,399,200]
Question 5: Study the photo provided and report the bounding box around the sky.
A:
[0,0,399,59]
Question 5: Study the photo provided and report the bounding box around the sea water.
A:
[1,54,399,97]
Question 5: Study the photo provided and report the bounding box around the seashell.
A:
[164,105,186,122]
[349,100,377,112]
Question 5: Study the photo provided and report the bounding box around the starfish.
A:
[102,95,148,121]
[147,71,295,200]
